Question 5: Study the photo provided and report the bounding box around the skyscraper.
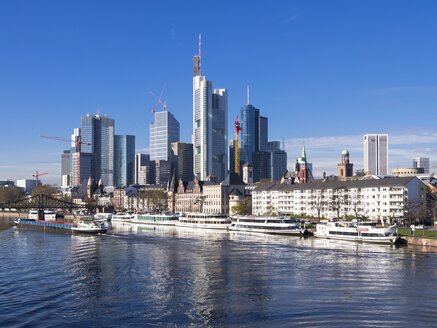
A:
[114,135,135,187]
[135,153,150,185]
[192,35,228,181]
[80,114,115,186]
[61,150,70,187]
[363,134,388,175]
[413,157,430,174]
[259,116,268,152]
[150,110,180,162]
[240,103,260,164]
[171,142,194,182]
[268,141,287,181]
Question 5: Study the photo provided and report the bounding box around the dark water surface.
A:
[1,221,437,327]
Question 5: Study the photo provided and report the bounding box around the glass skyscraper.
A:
[364,134,388,175]
[114,135,135,187]
[150,111,180,162]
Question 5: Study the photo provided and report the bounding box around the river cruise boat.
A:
[130,213,179,226]
[111,212,134,223]
[230,216,309,236]
[71,219,108,234]
[176,213,231,230]
[314,221,401,244]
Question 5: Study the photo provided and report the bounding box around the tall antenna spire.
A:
[246,85,250,105]
[198,33,202,74]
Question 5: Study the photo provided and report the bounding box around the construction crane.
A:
[40,134,92,186]
[150,82,167,113]
[32,170,48,187]
[234,116,241,175]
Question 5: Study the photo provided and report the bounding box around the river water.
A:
[1,220,437,327]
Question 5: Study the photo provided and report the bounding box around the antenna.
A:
[198,33,202,74]
[246,85,250,105]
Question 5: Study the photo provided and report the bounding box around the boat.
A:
[15,217,107,235]
[71,219,108,234]
[111,212,134,223]
[175,213,231,230]
[28,210,57,221]
[229,216,310,236]
[314,221,401,244]
[130,213,179,226]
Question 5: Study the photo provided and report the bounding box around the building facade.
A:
[171,142,194,182]
[135,153,150,185]
[61,150,71,187]
[150,110,180,162]
[252,177,426,225]
[364,134,388,175]
[413,157,430,174]
[114,135,135,187]
[337,149,354,177]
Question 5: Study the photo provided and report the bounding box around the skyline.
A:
[1,1,437,184]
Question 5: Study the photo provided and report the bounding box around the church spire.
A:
[301,145,307,161]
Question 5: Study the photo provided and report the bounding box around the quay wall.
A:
[405,236,437,248]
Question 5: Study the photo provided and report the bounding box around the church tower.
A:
[298,146,308,183]
[337,149,354,177]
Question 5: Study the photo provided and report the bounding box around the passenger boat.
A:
[229,216,309,236]
[314,221,401,244]
[111,212,134,223]
[15,218,107,235]
[175,213,231,230]
[130,213,179,226]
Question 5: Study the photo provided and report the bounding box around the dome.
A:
[341,149,349,156]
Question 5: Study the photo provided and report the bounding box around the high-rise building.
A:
[259,116,268,152]
[413,157,430,174]
[364,134,388,175]
[150,110,180,162]
[154,160,172,186]
[71,128,94,187]
[80,114,115,186]
[135,153,150,185]
[240,103,260,164]
[61,150,70,187]
[171,142,194,182]
[192,35,228,181]
[114,135,135,187]
[269,141,287,181]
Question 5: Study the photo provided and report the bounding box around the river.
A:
[1,220,437,327]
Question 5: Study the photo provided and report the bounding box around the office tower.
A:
[192,35,228,181]
[268,141,287,181]
[413,157,430,174]
[338,149,354,177]
[135,153,150,185]
[253,151,271,182]
[80,114,115,186]
[71,128,93,187]
[154,160,172,186]
[61,150,70,187]
[114,135,135,187]
[212,88,228,181]
[259,116,268,152]
[363,134,388,175]
[171,142,194,182]
[150,110,180,162]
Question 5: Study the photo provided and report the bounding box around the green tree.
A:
[231,197,252,215]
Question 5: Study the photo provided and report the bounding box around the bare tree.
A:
[310,191,325,220]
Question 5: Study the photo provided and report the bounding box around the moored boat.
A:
[229,216,309,236]
[130,213,179,226]
[111,212,134,223]
[15,217,107,235]
[71,219,108,234]
[314,221,401,244]
[176,213,231,230]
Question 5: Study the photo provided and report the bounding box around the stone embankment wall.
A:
[405,237,437,248]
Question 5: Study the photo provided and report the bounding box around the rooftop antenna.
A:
[246,85,250,105]
[198,33,202,74]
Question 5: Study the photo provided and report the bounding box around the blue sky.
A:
[1,0,437,184]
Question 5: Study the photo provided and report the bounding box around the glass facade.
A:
[150,111,180,162]
[114,135,135,187]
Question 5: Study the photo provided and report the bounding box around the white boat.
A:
[314,221,401,244]
[28,210,57,221]
[71,219,108,234]
[229,216,308,236]
[176,213,231,230]
[111,212,134,223]
[130,213,179,226]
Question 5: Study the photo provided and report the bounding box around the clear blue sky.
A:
[1,0,437,184]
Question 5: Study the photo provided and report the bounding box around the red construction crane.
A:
[32,170,48,187]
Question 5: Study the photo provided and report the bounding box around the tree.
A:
[310,191,325,220]
[0,186,25,204]
[231,197,252,215]
[31,185,57,197]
